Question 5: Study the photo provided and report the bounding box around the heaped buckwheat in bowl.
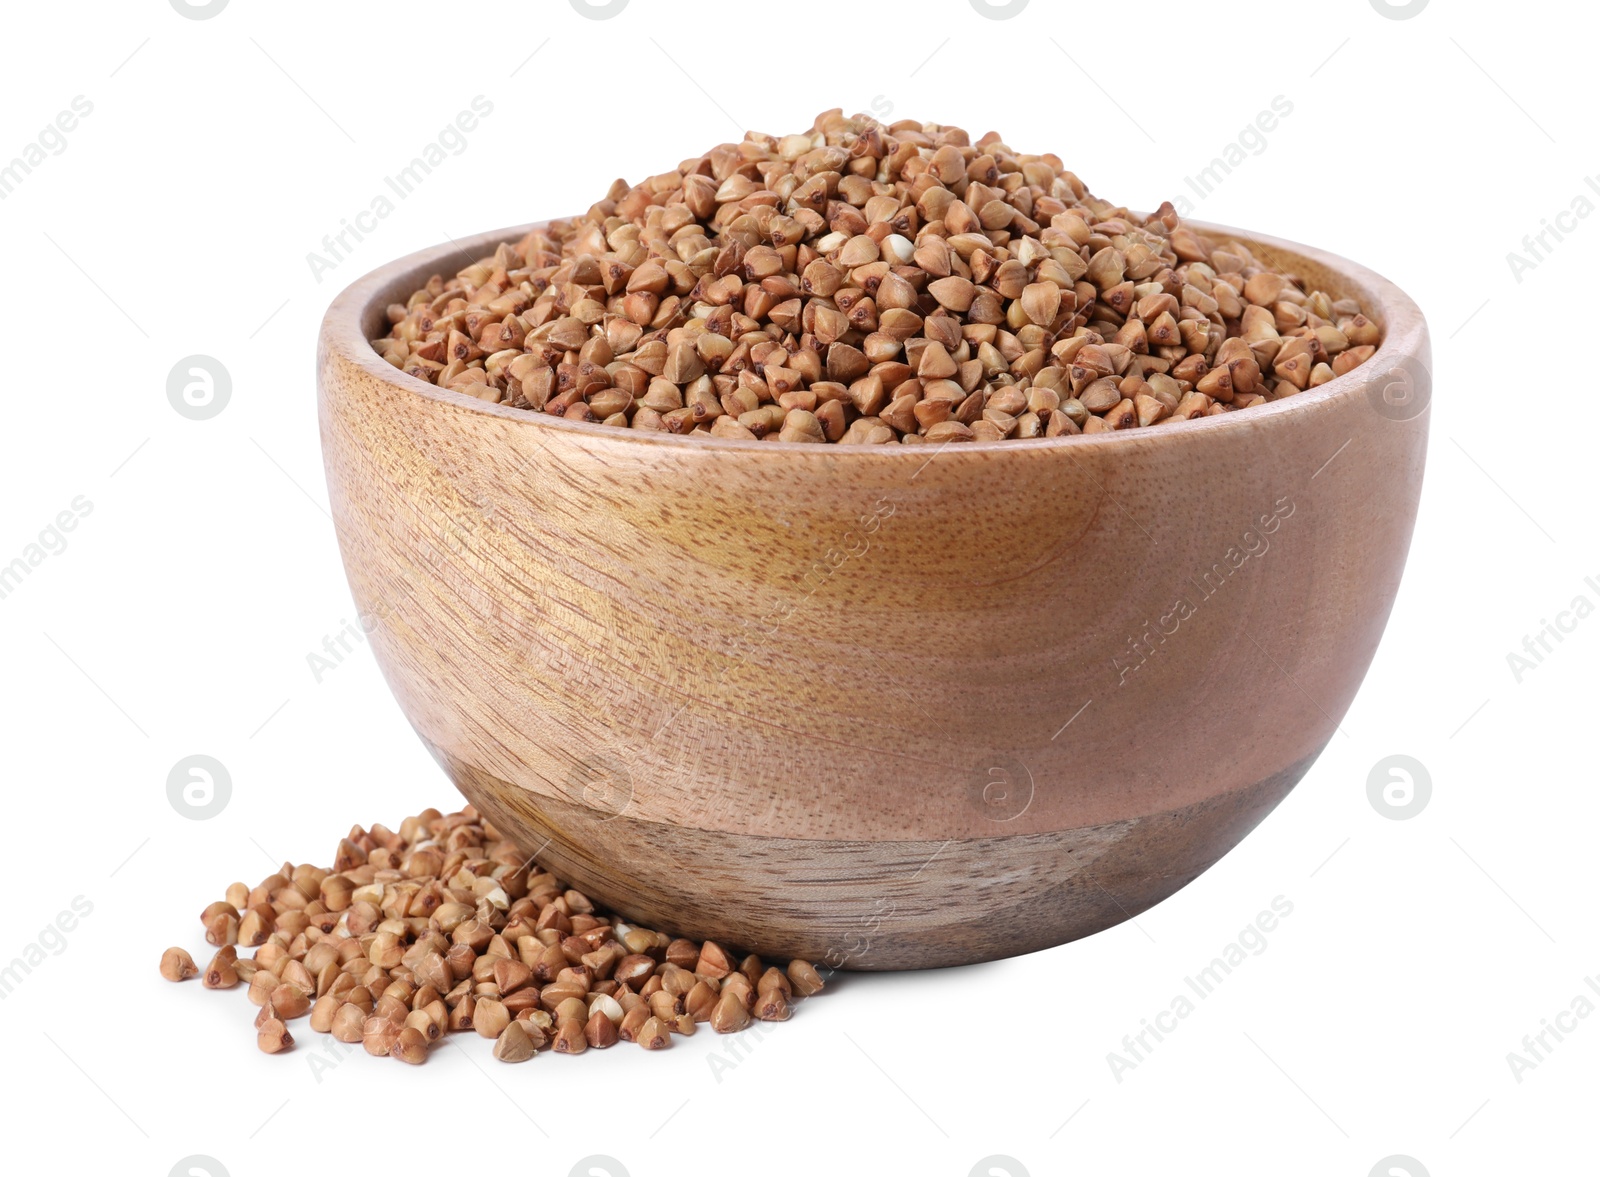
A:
[369,111,1386,442]
[319,110,1429,970]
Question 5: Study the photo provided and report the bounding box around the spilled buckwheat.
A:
[161,805,824,1063]
[372,110,1381,443]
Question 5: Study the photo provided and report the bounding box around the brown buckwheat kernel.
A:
[164,804,826,1065]
[373,111,1379,444]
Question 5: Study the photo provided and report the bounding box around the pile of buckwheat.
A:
[372,110,1381,443]
[161,805,823,1063]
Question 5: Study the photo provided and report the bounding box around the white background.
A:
[1,1,1594,1174]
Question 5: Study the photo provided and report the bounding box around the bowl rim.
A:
[321,216,1428,454]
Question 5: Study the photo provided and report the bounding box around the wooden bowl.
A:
[318,219,1429,969]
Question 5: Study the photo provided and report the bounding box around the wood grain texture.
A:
[318,218,1430,969]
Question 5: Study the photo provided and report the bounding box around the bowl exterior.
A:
[319,221,1430,968]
